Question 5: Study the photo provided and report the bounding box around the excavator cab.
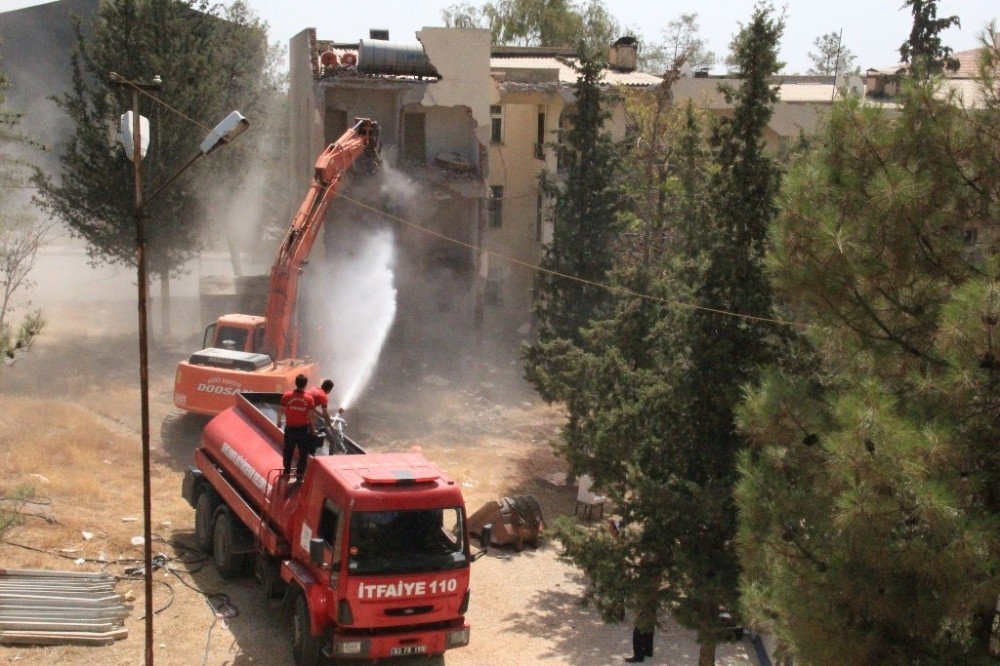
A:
[204,316,266,354]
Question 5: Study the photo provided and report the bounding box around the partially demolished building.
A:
[288,28,659,362]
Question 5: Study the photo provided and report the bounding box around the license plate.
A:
[390,645,426,656]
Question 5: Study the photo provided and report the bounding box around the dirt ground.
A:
[0,300,749,665]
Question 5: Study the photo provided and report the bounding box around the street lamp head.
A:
[119,110,150,162]
[152,74,163,86]
[199,111,249,155]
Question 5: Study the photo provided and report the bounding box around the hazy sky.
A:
[0,0,997,73]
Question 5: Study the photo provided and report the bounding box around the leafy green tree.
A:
[899,0,961,74]
[0,213,47,365]
[807,31,859,75]
[34,0,282,337]
[524,55,625,392]
[0,60,45,366]
[642,13,717,74]
[443,0,619,50]
[441,2,485,29]
[736,34,1000,666]
[534,5,785,665]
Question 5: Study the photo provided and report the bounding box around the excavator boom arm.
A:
[262,118,380,361]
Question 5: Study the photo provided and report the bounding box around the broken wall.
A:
[323,86,406,145]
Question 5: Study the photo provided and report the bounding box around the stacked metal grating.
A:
[0,568,129,646]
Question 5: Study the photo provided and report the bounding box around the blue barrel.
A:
[357,39,438,77]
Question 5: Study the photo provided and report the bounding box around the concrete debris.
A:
[120,516,138,523]
[0,569,129,647]
[80,532,93,541]
[433,151,475,172]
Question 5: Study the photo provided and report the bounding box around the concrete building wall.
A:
[483,92,567,338]
[416,28,493,154]
[424,105,478,164]
[289,29,325,182]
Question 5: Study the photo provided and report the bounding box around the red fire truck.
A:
[182,392,490,664]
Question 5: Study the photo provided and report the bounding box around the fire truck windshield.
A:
[348,508,466,574]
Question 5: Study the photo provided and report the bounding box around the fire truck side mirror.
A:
[309,538,331,569]
[471,524,492,562]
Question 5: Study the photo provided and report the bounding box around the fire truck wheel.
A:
[259,554,285,599]
[213,509,252,579]
[194,488,220,553]
[292,591,325,666]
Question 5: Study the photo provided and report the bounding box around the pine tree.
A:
[34,0,281,337]
[807,32,858,76]
[736,33,1000,665]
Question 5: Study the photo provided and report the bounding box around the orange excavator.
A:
[173,118,381,415]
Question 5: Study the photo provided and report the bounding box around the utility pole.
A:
[109,72,247,665]
[110,71,162,665]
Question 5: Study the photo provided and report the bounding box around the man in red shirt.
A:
[276,374,315,479]
[307,379,335,454]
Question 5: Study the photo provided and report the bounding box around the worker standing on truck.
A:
[276,374,315,479]
[307,379,335,453]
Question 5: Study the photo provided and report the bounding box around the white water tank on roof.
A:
[357,39,438,77]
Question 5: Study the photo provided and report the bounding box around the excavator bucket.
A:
[467,495,544,551]
[354,117,382,175]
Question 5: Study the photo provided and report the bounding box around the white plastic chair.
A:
[574,474,606,521]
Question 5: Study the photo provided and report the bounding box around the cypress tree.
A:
[525,53,626,398]
[540,6,784,665]
[899,0,961,74]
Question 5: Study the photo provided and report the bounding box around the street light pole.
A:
[110,72,248,666]
[113,71,162,666]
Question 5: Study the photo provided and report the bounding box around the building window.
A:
[490,105,503,143]
[489,185,504,227]
[535,106,546,160]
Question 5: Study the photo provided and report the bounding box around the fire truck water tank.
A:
[357,39,438,77]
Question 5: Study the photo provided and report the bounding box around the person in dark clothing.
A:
[626,626,654,663]
[276,374,314,479]
[625,550,659,662]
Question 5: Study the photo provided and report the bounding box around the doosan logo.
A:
[197,383,241,395]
